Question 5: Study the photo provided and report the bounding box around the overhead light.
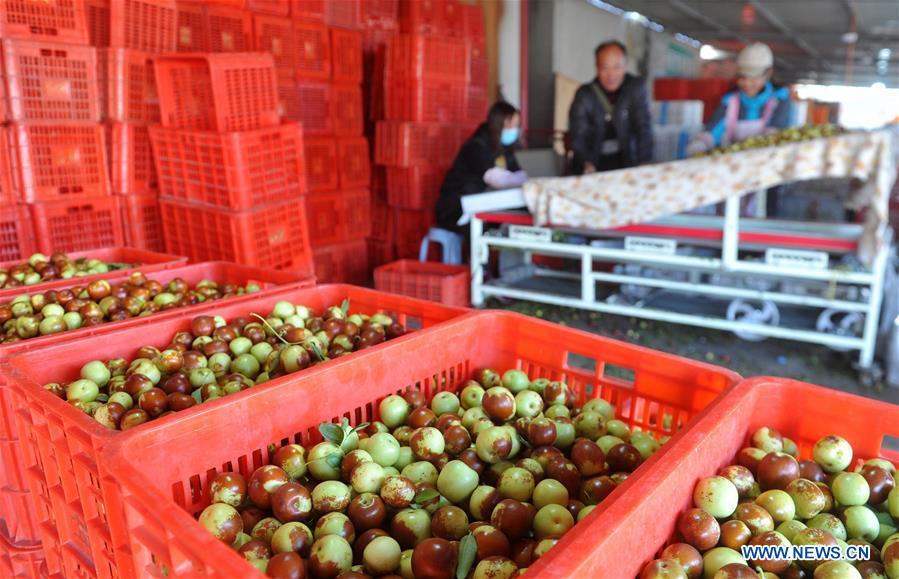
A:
[871,82,886,89]
[841,32,859,44]
[700,44,726,60]
[879,48,892,59]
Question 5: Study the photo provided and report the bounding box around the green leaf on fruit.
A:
[413,488,439,505]
[340,299,350,315]
[325,452,343,469]
[456,534,477,579]
[319,423,344,447]
[308,341,326,362]
[348,422,370,437]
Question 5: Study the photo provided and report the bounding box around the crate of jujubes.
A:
[0,247,187,301]
[2,286,468,578]
[582,377,899,579]
[0,261,311,569]
[91,311,741,577]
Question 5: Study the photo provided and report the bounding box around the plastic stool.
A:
[419,228,463,264]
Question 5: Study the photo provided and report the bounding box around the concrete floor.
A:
[489,298,899,405]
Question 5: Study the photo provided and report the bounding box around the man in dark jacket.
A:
[568,40,653,174]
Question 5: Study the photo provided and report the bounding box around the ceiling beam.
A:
[746,0,830,69]
[665,0,796,69]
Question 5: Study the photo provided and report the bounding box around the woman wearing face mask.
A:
[435,101,527,233]
[688,43,792,155]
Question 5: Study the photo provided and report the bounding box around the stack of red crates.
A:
[150,52,313,274]
[0,3,122,259]
[373,0,486,259]
[360,1,400,270]
[653,77,733,123]
[91,0,178,253]
[267,3,372,284]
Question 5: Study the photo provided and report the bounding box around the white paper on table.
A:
[457,188,526,226]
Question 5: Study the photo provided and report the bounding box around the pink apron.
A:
[724,94,780,145]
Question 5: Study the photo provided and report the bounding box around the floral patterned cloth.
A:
[523,129,898,267]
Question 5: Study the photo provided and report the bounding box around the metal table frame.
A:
[470,193,890,369]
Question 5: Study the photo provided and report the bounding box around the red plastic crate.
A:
[207,4,253,52]
[274,74,299,119]
[175,1,209,52]
[251,15,298,72]
[150,122,305,210]
[292,19,330,79]
[337,136,370,189]
[109,0,177,53]
[0,262,305,364]
[100,48,160,124]
[0,539,50,579]
[0,128,13,204]
[442,0,462,37]
[247,0,289,15]
[562,377,899,577]
[160,197,312,271]
[369,197,395,241]
[0,205,33,263]
[330,27,362,82]
[293,79,332,134]
[96,310,738,577]
[303,137,338,192]
[386,165,444,209]
[84,0,110,47]
[0,247,187,303]
[0,0,88,44]
[325,0,361,29]
[1,39,100,122]
[387,34,468,82]
[398,0,444,35]
[361,0,399,28]
[2,283,462,575]
[305,189,371,247]
[375,258,469,306]
[29,197,123,254]
[461,3,484,41]
[0,271,316,577]
[367,237,395,267]
[653,77,691,101]
[155,52,279,132]
[394,207,433,258]
[8,123,110,203]
[119,193,163,252]
[107,123,157,195]
[385,78,466,122]
[312,240,369,283]
[290,0,325,21]
[469,51,488,90]
[0,465,41,550]
[466,85,489,124]
[375,120,456,167]
[332,83,363,136]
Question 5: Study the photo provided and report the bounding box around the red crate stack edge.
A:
[291,10,371,284]
[374,1,485,262]
[151,52,312,274]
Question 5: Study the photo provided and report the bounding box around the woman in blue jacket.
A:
[689,43,792,153]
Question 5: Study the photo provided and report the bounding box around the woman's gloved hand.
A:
[484,167,529,189]
[686,132,715,156]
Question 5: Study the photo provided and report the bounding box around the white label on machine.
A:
[764,248,829,270]
[624,236,677,255]
[509,225,552,243]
